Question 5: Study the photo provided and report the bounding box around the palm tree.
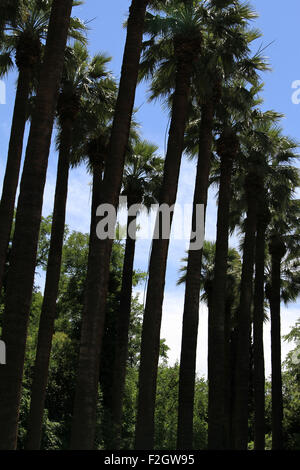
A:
[178,241,242,310]
[266,157,299,450]
[267,234,286,449]
[230,134,267,451]
[250,121,283,451]
[253,191,269,450]
[25,45,113,450]
[135,0,204,449]
[207,83,270,449]
[177,102,214,450]
[72,110,138,451]
[233,168,262,450]
[70,0,152,450]
[233,122,298,450]
[111,140,164,449]
[208,127,240,448]
[70,58,118,231]
[177,4,263,447]
[0,0,49,293]
[205,84,260,450]
[0,0,74,450]
[0,0,19,38]
[178,241,242,442]
[0,0,85,293]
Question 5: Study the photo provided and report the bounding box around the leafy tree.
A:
[136,0,203,449]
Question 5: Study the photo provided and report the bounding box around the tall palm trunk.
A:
[71,0,149,450]
[268,235,286,450]
[0,0,73,450]
[111,210,137,450]
[0,66,31,292]
[135,44,198,451]
[224,296,234,448]
[253,199,269,450]
[25,118,73,450]
[177,102,213,450]
[228,326,239,448]
[208,131,237,450]
[233,173,259,450]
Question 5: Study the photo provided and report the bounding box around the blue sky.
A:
[0,0,299,376]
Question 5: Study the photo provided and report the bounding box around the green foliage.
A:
[155,363,180,449]
[1,0,299,452]
[154,364,208,450]
[282,321,300,449]
[108,362,208,451]
[248,320,300,451]
[11,216,211,450]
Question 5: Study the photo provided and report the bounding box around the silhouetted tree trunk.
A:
[268,235,286,450]
[253,199,269,450]
[111,211,137,449]
[0,0,73,450]
[71,0,149,450]
[229,326,238,448]
[233,173,259,450]
[0,66,31,292]
[208,130,238,450]
[135,36,201,450]
[177,102,213,450]
[25,118,73,450]
[223,295,235,449]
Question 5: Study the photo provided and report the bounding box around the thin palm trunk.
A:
[25,118,72,450]
[229,326,238,448]
[0,0,73,450]
[269,236,286,450]
[253,204,268,450]
[111,211,137,450]
[233,175,258,450]
[224,297,234,448]
[87,164,106,443]
[135,54,194,451]
[208,139,234,450]
[71,0,149,450]
[0,66,31,292]
[177,102,213,450]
